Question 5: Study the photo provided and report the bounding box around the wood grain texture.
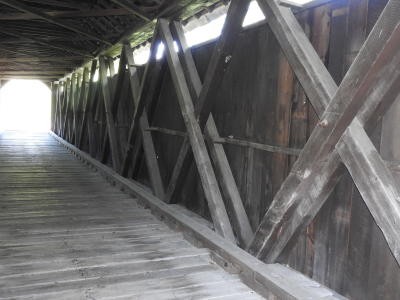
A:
[0,131,263,300]
[52,130,347,300]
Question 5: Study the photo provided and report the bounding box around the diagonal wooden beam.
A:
[0,0,112,46]
[338,120,400,261]
[74,67,89,146]
[78,60,97,150]
[100,57,118,164]
[120,25,164,176]
[100,56,127,165]
[114,43,165,197]
[67,73,78,142]
[61,77,71,139]
[163,0,251,204]
[122,44,165,198]
[99,56,122,171]
[127,59,166,180]
[89,74,101,157]
[170,21,253,248]
[159,18,235,243]
[71,72,81,144]
[249,0,400,264]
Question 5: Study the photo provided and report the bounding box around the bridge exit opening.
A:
[0,80,51,132]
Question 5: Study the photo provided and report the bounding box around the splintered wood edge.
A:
[50,131,347,300]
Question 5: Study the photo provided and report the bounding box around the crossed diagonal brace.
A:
[248,0,400,265]
[120,0,254,246]
[68,0,400,266]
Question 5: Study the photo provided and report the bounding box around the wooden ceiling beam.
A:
[0,8,133,20]
[0,57,82,63]
[110,0,150,21]
[0,27,93,57]
[0,0,113,46]
[1,36,100,42]
[0,75,60,79]
[0,45,32,57]
[16,0,88,10]
[0,70,68,75]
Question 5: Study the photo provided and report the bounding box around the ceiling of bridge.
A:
[0,0,223,82]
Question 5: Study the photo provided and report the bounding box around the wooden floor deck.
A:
[0,131,263,300]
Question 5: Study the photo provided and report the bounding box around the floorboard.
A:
[0,131,263,300]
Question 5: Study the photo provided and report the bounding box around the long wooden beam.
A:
[122,44,165,199]
[22,0,84,10]
[120,25,163,176]
[159,18,236,243]
[0,56,82,63]
[109,0,150,21]
[61,77,71,139]
[146,126,302,156]
[249,0,400,264]
[163,0,251,205]
[78,60,97,150]
[74,68,89,145]
[0,8,133,20]
[0,70,68,75]
[0,0,113,46]
[99,46,164,198]
[171,21,253,248]
[0,27,93,57]
[98,56,122,171]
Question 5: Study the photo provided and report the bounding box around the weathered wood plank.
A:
[122,43,165,198]
[98,56,122,171]
[159,18,235,243]
[0,131,263,300]
[78,60,98,152]
[249,0,400,264]
[163,0,251,204]
[120,25,163,176]
[51,131,347,300]
[171,20,253,248]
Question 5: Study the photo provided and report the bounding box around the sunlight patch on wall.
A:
[0,80,51,132]
[131,0,314,64]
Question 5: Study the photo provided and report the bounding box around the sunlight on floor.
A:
[0,80,50,132]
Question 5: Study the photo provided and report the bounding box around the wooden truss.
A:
[53,0,400,291]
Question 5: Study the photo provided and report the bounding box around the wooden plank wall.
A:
[133,0,399,298]
[56,0,399,298]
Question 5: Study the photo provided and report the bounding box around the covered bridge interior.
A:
[0,0,399,299]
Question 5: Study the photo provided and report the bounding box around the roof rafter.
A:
[0,8,133,20]
[110,0,151,21]
[0,0,113,46]
[0,27,93,57]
